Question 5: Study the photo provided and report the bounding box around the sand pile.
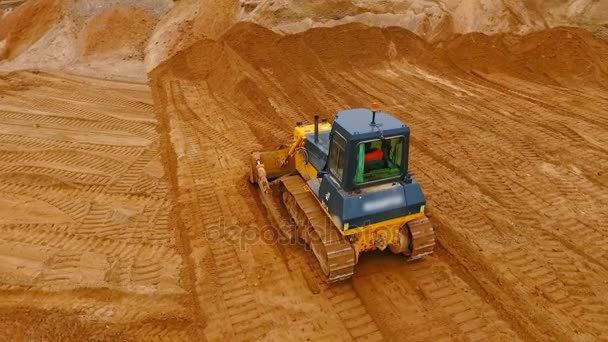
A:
[144,0,201,73]
[68,5,164,80]
[153,22,608,121]
[144,0,608,71]
[0,0,172,80]
[445,27,608,88]
[79,6,157,60]
[240,0,454,42]
[0,0,65,60]
[1,0,607,79]
[240,0,608,39]
[538,0,608,26]
[144,0,240,72]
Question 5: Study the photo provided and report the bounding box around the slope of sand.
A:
[145,0,608,71]
[144,0,241,72]
[78,6,157,59]
[2,0,607,77]
[0,0,172,80]
[148,22,608,340]
[0,0,64,60]
[240,0,608,38]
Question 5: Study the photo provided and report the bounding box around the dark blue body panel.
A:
[313,176,425,230]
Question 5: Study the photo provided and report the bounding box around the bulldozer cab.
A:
[326,108,410,193]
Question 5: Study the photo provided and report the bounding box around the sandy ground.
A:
[0,1,607,341]
[0,70,199,340]
[147,23,608,341]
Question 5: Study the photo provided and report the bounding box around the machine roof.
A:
[334,108,409,139]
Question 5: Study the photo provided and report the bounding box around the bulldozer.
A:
[250,104,435,282]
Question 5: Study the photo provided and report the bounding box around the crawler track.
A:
[406,217,436,260]
[281,176,356,282]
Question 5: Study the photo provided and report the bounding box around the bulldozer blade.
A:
[249,148,295,183]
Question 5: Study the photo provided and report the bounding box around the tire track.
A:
[0,72,186,337]
[106,142,161,195]
[0,148,129,176]
[388,72,608,339]
[165,81,269,340]
[0,133,143,157]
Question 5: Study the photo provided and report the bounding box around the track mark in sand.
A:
[6,93,158,140]
[0,148,129,177]
[127,323,194,342]
[0,164,112,187]
[354,255,519,342]
[409,262,516,341]
[211,243,267,339]
[500,236,608,339]
[0,134,143,157]
[326,283,384,341]
[165,81,270,339]
[33,194,91,224]
[397,75,608,339]
[170,81,254,159]
[131,256,163,286]
[106,142,162,195]
[0,71,186,336]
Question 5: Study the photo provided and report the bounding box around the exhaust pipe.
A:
[314,115,319,143]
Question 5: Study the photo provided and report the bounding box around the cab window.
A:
[354,136,404,184]
[328,133,346,182]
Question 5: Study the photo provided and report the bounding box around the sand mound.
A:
[241,0,454,41]
[539,0,608,26]
[240,0,608,38]
[0,0,171,80]
[144,0,608,71]
[0,0,65,60]
[5,18,78,71]
[79,6,158,60]
[69,0,172,19]
[154,22,608,117]
[445,27,608,88]
[145,0,240,72]
[1,0,607,79]
[144,0,201,73]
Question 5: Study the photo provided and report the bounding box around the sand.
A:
[1,0,608,340]
[145,22,608,340]
[78,6,158,60]
[0,0,64,60]
[0,0,169,80]
[3,0,607,77]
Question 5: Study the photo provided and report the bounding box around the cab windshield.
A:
[354,136,404,184]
